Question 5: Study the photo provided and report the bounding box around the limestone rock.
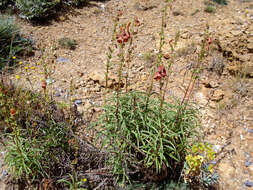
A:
[247,42,253,52]
[211,89,224,102]
[88,71,105,85]
[202,80,219,88]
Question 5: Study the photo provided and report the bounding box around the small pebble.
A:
[245,181,253,187]
[55,88,64,97]
[74,99,82,106]
[57,57,70,63]
[247,129,253,133]
[245,160,252,167]
[55,91,61,97]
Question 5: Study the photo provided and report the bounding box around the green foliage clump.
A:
[62,0,88,6]
[95,91,199,184]
[0,15,32,69]
[14,0,88,20]
[212,0,228,5]
[15,0,59,20]
[58,37,77,50]
[204,6,216,13]
[0,81,73,184]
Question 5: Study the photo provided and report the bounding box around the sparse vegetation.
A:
[212,0,228,5]
[191,9,200,16]
[0,15,32,69]
[0,0,88,20]
[204,5,216,13]
[58,37,77,50]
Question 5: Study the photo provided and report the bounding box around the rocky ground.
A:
[1,0,253,189]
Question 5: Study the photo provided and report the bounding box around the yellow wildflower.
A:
[30,66,36,70]
[12,56,16,59]
[25,66,29,70]
[82,178,87,182]
[208,164,214,173]
[15,75,20,80]
[192,145,198,153]
[19,61,23,65]
[198,143,205,152]
[207,152,214,160]
[196,155,204,162]
[36,62,41,65]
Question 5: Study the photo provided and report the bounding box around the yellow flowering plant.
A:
[184,142,218,188]
[185,143,215,175]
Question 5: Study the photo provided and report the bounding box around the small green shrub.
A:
[204,6,216,13]
[0,15,32,69]
[95,91,199,184]
[191,9,200,16]
[15,0,59,20]
[212,0,228,5]
[62,0,88,6]
[14,0,88,20]
[58,37,77,50]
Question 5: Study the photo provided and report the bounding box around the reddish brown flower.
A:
[116,34,123,44]
[157,65,166,77]
[154,65,167,81]
[154,72,162,81]
[41,80,47,90]
[116,22,131,44]
[10,108,16,116]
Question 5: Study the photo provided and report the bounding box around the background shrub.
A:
[212,0,228,5]
[15,0,59,20]
[14,0,88,20]
[0,15,32,69]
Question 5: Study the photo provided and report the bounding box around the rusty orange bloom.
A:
[116,22,131,44]
[10,108,16,115]
[154,65,167,81]
[41,80,47,90]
